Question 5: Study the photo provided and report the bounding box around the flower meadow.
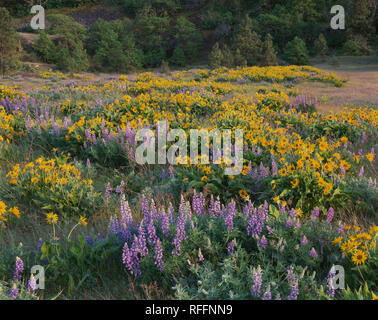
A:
[0,66,377,300]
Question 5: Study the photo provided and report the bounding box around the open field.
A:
[0,63,377,300]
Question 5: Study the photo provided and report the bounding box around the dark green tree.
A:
[208,42,223,69]
[221,44,234,68]
[134,7,170,67]
[233,14,262,66]
[172,15,203,64]
[314,33,328,57]
[234,48,247,67]
[260,33,278,66]
[283,36,309,65]
[34,31,56,63]
[0,7,21,76]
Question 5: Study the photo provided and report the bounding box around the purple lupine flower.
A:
[246,202,268,237]
[105,183,112,201]
[224,200,236,232]
[300,235,308,246]
[136,223,149,257]
[287,266,298,300]
[285,217,293,228]
[9,284,19,299]
[161,208,171,237]
[86,234,95,245]
[337,224,344,234]
[119,197,133,241]
[227,239,236,254]
[311,207,319,219]
[147,219,158,245]
[289,209,297,217]
[266,226,274,234]
[141,195,150,219]
[309,247,318,259]
[161,169,166,181]
[36,238,43,252]
[340,163,345,176]
[108,215,120,236]
[251,265,263,297]
[154,238,165,271]
[172,213,187,256]
[326,207,334,223]
[358,166,364,177]
[86,158,91,167]
[27,274,37,293]
[122,241,141,277]
[263,285,272,300]
[192,191,205,215]
[168,165,174,178]
[259,235,268,248]
[209,195,221,217]
[326,269,336,297]
[13,257,24,281]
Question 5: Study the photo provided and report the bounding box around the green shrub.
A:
[34,31,56,64]
[208,42,223,69]
[283,36,310,65]
[0,7,21,76]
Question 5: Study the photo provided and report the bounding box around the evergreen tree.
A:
[34,31,56,63]
[45,14,89,72]
[283,36,310,65]
[134,7,170,67]
[233,14,262,66]
[173,15,203,64]
[221,44,234,68]
[350,0,375,38]
[234,48,247,67]
[260,33,278,66]
[170,45,187,66]
[208,42,223,69]
[314,33,328,57]
[0,7,21,76]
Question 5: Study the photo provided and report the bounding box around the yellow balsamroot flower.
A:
[332,236,343,245]
[351,249,367,265]
[9,207,20,218]
[0,201,6,215]
[201,176,208,182]
[318,139,328,152]
[80,216,88,227]
[290,179,299,188]
[238,189,250,200]
[279,168,287,176]
[46,212,58,225]
[366,153,374,163]
[340,137,348,144]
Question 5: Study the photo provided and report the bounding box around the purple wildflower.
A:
[13,257,24,281]
[227,239,236,254]
[309,247,318,259]
[300,235,308,246]
[259,235,268,248]
[311,207,319,219]
[154,238,165,271]
[27,275,37,293]
[9,284,19,299]
[251,265,263,297]
[327,207,334,223]
[263,285,272,300]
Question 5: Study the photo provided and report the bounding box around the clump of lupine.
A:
[0,257,38,300]
[108,191,376,299]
